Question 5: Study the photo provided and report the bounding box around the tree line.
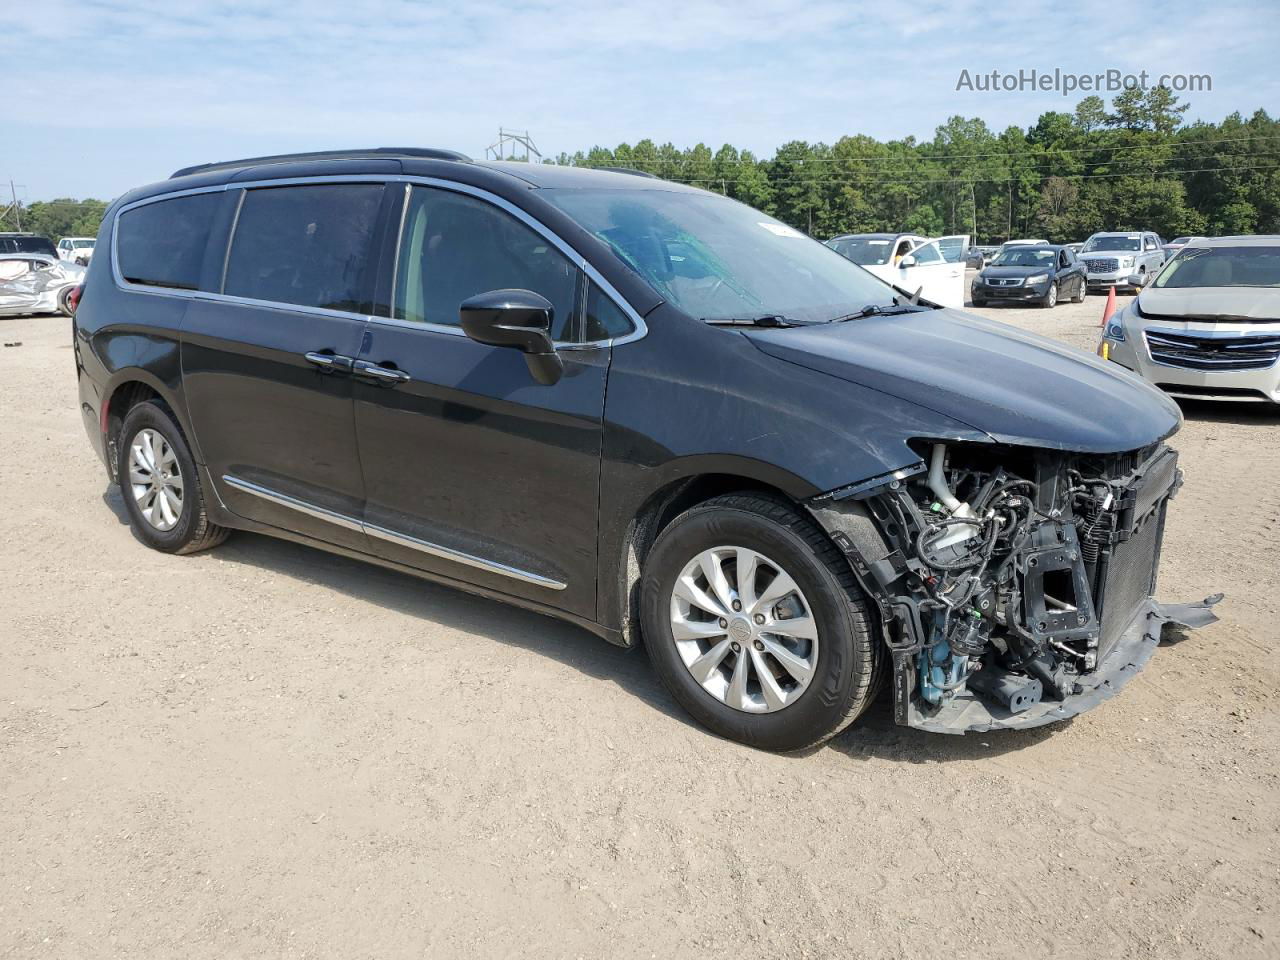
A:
[7,89,1278,246]
[551,89,1280,243]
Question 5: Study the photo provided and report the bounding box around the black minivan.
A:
[74,148,1215,750]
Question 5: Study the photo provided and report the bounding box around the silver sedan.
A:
[1098,235,1280,405]
[0,253,85,317]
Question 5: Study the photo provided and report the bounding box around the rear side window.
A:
[224,184,383,313]
[117,193,220,290]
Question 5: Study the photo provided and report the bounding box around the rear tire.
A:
[58,286,75,317]
[640,494,882,751]
[117,402,229,555]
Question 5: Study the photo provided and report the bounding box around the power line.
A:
[635,162,1280,188]
[580,134,1280,167]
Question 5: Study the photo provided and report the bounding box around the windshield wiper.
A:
[702,315,804,328]
[829,301,932,323]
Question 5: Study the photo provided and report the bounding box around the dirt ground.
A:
[2,285,1278,960]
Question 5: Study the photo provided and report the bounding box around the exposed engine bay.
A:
[811,441,1221,733]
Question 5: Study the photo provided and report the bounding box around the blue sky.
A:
[4,0,1277,201]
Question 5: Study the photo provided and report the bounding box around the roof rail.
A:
[606,167,660,179]
[170,147,471,179]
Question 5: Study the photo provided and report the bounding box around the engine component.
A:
[818,440,1196,731]
[967,668,1043,714]
[918,634,970,705]
[926,443,979,549]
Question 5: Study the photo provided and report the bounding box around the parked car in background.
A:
[0,233,58,258]
[1081,231,1166,291]
[1099,235,1280,404]
[971,244,1086,308]
[997,238,1048,256]
[978,245,999,264]
[825,232,969,308]
[57,237,96,264]
[1162,236,1205,261]
[963,245,985,269]
[73,148,1211,749]
[1065,242,1084,258]
[0,253,85,317]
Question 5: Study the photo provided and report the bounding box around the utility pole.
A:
[485,128,541,163]
[6,181,21,231]
[971,181,977,241]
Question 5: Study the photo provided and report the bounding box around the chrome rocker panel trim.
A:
[221,474,566,591]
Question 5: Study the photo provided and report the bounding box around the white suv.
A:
[57,237,96,265]
[1081,232,1165,292]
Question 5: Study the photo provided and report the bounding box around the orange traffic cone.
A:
[1099,286,1117,327]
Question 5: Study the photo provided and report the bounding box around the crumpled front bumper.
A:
[902,595,1221,734]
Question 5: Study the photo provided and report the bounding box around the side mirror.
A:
[459,288,564,386]
[1127,273,1146,288]
[899,255,917,268]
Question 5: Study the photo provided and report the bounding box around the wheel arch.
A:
[604,460,825,649]
[100,370,195,480]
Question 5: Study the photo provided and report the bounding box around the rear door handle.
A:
[352,359,411,384]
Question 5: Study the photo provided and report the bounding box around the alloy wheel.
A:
[128,428,184,531]
[669,546,820,713]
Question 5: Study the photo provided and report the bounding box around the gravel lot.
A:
[2,284,1278,960]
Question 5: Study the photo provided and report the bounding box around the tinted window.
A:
[1083,235,1141,253]
[584,281,634,340]
[1154,246,1280,288]
[224,184,383,312]
[394,186,579,339]
[117,193,219,290]
[826,236,893,266]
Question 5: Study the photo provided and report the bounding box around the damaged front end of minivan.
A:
[810,441,1221,734]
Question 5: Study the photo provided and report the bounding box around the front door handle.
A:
[305,351,355,373]
[353,359,412,384]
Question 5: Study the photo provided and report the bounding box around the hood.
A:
[1136,285,1280,322]
[746,308,1181,454]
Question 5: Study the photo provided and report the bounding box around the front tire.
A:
[1071,279,1085,303]
[117,402,228,555]
[1041,282,1058,308]
[640,494,882,751]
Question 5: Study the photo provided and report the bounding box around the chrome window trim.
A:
[222,473,566,590]
[110,173,648,348]
[219,188,246,294]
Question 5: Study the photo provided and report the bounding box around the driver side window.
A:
[394,186,580,341]
[907,240,943,265]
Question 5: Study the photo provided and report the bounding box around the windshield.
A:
[544,189,900,322]
[1083,235,1141,252]
[992,248,1056,267]
[1153,246,1280,288]
[825,236,894,266]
